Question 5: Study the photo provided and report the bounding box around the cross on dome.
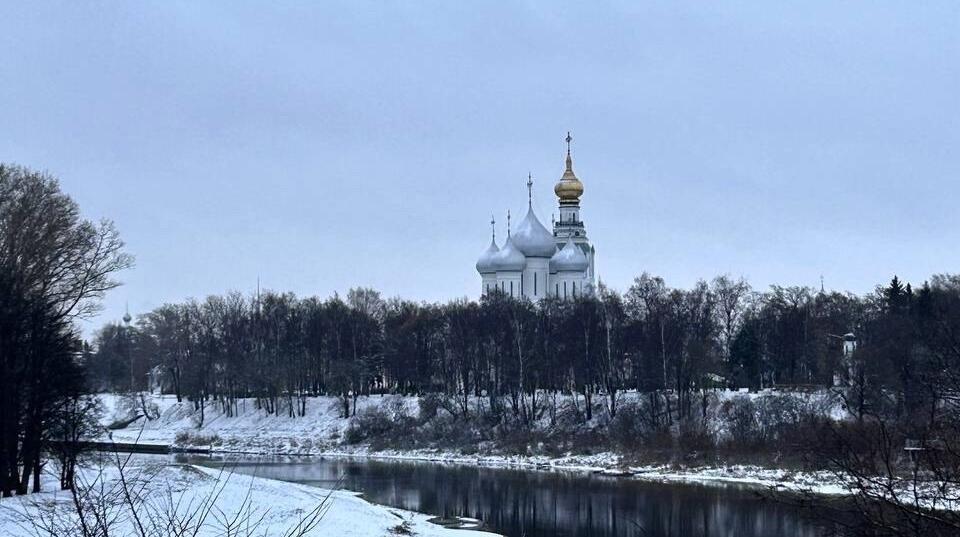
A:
[556,131,583,204]
[527,173,533,207]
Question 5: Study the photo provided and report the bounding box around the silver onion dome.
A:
[475,238,500,274]
[512,206,557,258]
[492,236,526,272]
[550,239,589,272]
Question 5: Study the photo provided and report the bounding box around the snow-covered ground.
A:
[0,457,500,537]
[101,392,362,451]
[95,392,854,496]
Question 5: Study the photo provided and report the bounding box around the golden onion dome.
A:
[554,133,583,203]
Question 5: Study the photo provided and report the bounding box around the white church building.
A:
[476,134,596,300]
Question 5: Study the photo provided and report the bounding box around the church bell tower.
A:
[553,132,596,285]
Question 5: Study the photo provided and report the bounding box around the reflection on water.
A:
[182,455,831,537]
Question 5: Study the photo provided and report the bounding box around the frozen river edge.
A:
[0,460,502,537]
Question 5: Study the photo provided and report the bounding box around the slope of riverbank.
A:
[0,458,500,537]
[96,392,852,496]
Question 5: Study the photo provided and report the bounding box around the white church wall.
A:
[522,258,550,301]
[481,273,497,295]
[551,272,587,300]
[495,271,523,298]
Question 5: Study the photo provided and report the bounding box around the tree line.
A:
[90,272,948,429]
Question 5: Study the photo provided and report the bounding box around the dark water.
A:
[181,455,835,537]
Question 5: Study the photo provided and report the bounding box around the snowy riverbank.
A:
[96,392,854,497]
[0,458,500,537]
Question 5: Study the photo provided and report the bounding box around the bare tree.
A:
[1,164,132,497]
[711,275,752,371]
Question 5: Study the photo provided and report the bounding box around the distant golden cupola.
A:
[554,132,584,205]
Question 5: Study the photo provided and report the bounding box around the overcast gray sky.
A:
[2,2,958,334]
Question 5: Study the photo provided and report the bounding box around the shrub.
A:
[344,402,417,449]
[720,396,762,449]
[344,407,397,444]
[174,431,221,446]
[418,393,443,423]
[677,417,714,456]
[755,394,803,441]
[608,402,648,451]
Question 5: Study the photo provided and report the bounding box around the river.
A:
[179,454,838,537]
